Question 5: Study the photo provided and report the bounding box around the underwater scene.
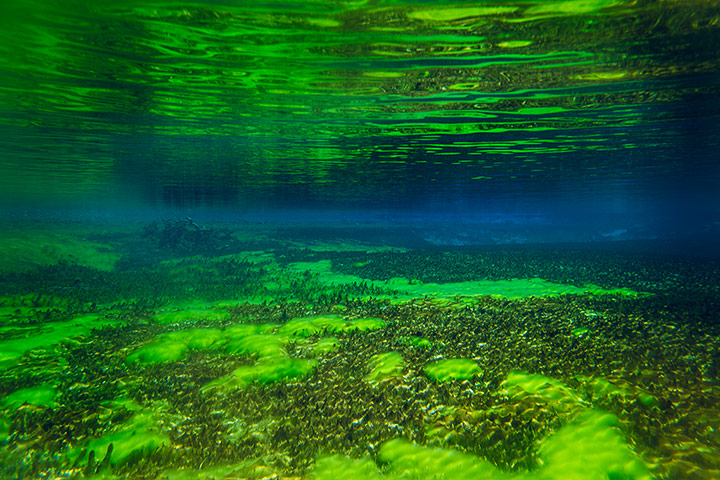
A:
[1,0,720,479]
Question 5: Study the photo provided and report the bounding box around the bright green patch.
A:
[286,261,644,300]
[314,410,650,480]
[526,0,622,15]
[277,314,346,337]
[365,352,405,383]
[125,340,188,365]
[126,328,228,365]
[0,314,123,368]
[1,383,57,409]
[225,334,285,359]
[83,412,168,464]
[314,337,339,355]
[346,317,385,332]
[424,359,482,382]
[408,6,519,21]
[314,454,380,480]
[504,371,582,403]
[159,328,225,350]
[536,409,652,480]
[202,358,317,393]
[571,327,590,337]
[380,438,508,479]
[399,336,432,348]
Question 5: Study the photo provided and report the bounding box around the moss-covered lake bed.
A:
[0,221,718,479]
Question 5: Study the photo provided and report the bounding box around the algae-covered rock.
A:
[126,340,189,365]
[346,317,385,332]
[278,315,346,337]
[314,454,380,480]
[202,358,317,393]
[225,334,285,359]
[424,359,482,382]
[1,383,57,409]
[314,337,339,355]
[365,352,405,383]
[159,328,225,350]
[398,336,432,348]
[535,409,652,480]
[504,371,582,403]
[379,438,509,479]
[68,400,170,466]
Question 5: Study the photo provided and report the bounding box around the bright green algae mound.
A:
[67,399,169,466]
[125,313,387,394]
[365,352,405,383]
[287,260,645,300]
[314,410,650,480]
[314,371,652,480]
[1,383,57,409]
[0,311,125,368]
[424,359,482,382]
[202,358,318,393]
[504,370,584,403]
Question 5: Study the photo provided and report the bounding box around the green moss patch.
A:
[277,314,346,337]
[202,358,317,393]
[346,317,386,332]
[0,314,124,368]
[424,359,482,382]
[536,409,652,480]
[504,371,583,403]
[365,352,405,383]
[1,383,57,410]
[225,334,285,359]
[314,410,651,480]
[68,399,170,466]
[288,260,644,301]
[314,337,339,355]
[398,336,432,348]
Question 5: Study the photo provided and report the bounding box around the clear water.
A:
[0,1,719,479]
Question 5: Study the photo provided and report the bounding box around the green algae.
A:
[314,336,339,355]
[504,371,583,403]
[365,352,405,383]
[225,334,285,359]
[126,341,189,365]
[202,357,317,393]
[571,326,590,337]
[314,454,380,480]
[0,313,124,368]
[68,399,170,466]
[314,410,651,480]
[277,314,346,337]
[346,317,386,332]
[126,312,378,366]
[287,260,644,301]
[1,383,57,409]
[424,359,482,382]
[535,409,652,480]
[380,438,510,479]
[126,328,225,365]
[399,336,432,348]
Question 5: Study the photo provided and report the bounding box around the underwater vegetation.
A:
[0,224,718,480]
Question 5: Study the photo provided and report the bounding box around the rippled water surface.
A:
[1,0,719,220]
